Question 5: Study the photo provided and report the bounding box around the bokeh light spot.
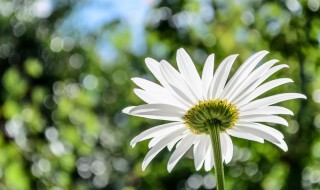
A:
[50,37,63,52]
[83,74,98,90]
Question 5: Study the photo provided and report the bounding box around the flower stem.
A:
[208,127,225,190]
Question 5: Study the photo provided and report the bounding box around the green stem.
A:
[208,127,225,190]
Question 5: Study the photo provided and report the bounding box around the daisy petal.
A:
[153,130,188,149]
[133,89,157,104]
[204,137,214,171]
[235,123,288,151]
[131,111,182,121]
[247,59,279,80]
[239,115,288,126]
[145,58,190,108]
[145,58,168,87]
[142,127,186,171]
[148,134,165,148]
[222,50,269,99]
[221,133,233,163]
[209,54,238,99]
[239,106,293,116]
[194,135,208,171]
[160,60,198,104]
[232,64,289,104]
[122,106,135,114]
[130,122,183,147]
[177,48,202,99]
[132,78,187,109]
[225,59,279,101]
[227,128,264,143]
[235,125,281,144]
[251,64,289,90]
[167,132,187,151]
[240,93,306,111]
[236,121,284,138]
[127,104,185,121]
[133,88,187,110]
[273,138,288,152]
[236,78,293,107]
[167,133,197,172]
[220,133,227,163]
[132,77,164,92]
[192,136,200,163]
[202,53,215,100]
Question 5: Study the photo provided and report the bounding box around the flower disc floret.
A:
[183,99,239,134]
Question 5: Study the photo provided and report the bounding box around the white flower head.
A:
[123,48,306,172]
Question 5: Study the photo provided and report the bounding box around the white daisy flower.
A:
[123,48,306,173]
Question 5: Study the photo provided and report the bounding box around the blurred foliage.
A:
[0,0,320,189]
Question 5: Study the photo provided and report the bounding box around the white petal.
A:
[168,129,190,150]
[274,138,288,151]
[132,78,187,109]
[232,64,289,104]
[235,123,288,151]
[167,134,187,151]
[248,59,279,79]
[236,121,284,138]
[177,48,202,100]
[130,122,183,147]
[202,54,215,100]
[235,125,281,144]
[133,89,157,104]
[222,51,269,99]
[149,129,188,148]
[127,104,185,121]
[226,128,264,143]
[221,133,233,164]
[192,135,199,155]
[204,136,214,171]
[122,106,135,114]
[129,112,182,121]
[145,58,190,108]
[132,77,164,92]
[193,135,208,171]
[220,133,227,163]
[167,133,197,172]
[145,58,168,87]
[239,115,288,126]
[236,78,293,107]
[142,127,186,171]
[239,106,293,116]
[160,60,198,105]
[133,88,187,110]
[240,93,307,111]
[148,134,165,148]
[209,54,238,99]
[225,59,279,102]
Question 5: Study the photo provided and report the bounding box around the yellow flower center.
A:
[183,99,239,134]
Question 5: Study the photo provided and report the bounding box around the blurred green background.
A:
[0,0,319,189]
